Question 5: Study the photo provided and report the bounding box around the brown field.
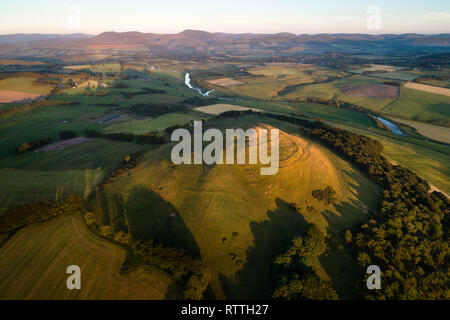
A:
[404,82,450,97]
[0,90,42,103]
[193,103,261,115]
[206,77,245,87]
[340,84,399,99]
[0,213,177,300]
[36,137,94,152]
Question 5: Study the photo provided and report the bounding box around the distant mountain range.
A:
[1,30,449,55]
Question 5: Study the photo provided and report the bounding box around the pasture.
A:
[103,112,207,134]
[0,213,176,299]
[404,82,450,97]
[0,168,103,213]
[0,77,52,95]
[382,88,450,125]
[277,75,396,112]
[388,117,450,144]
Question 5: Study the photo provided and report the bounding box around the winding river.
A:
[185,73,215,97]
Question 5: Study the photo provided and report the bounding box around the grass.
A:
[0,168,103,213]
[88,116,381,299]
[210,64,346,100]
[0,138,151,171]
[0,213,176,299]
[389,117,450,144]
[0,77,52,95]
[278,75,395,112]
[0,104,106,158]
[103,112,207,134]
[89,63,122,73]
[329,122,450,195]
[382,88,450,124]
[287,102,375,129]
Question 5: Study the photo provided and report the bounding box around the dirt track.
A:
[36,137,93,152]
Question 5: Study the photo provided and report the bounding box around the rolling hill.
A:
[88,116,381,299]
[0,31,449,55]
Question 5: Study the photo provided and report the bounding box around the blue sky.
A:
[1,0,449,34]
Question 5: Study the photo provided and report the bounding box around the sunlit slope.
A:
[89,118,380,298]
[0,213,176,300]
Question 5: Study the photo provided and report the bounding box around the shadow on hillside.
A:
[126,185,201,257]
[318,167,382,299]
[219,198,309,299]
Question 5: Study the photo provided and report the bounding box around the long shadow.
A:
[317,168,382,299]
[125,185,200,257]
[219,198,309,299]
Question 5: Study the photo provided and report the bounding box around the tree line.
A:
[85,129,165,145]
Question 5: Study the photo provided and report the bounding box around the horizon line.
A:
[1,30,450,37]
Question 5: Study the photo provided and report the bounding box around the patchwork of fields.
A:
[0,56,448,300]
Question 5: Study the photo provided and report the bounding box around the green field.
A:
[277,75,395,112]
[389,117,450,144]
[0,104,106,158]
[382,87,450,124]
[0,77,52,95]
[103,112,208,134]
[328,122,450,195]
[0,213,176,299]
[0,168,103,213]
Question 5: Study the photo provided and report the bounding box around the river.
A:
[185,73,215,97]
[376,117,407,136]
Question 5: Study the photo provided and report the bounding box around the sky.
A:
[0,0,449,35]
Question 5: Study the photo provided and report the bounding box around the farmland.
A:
[0,42,448,301]
[0,213,176,299]
[0,168,103,213]
[404,82,450,97]
[382,88,450,126]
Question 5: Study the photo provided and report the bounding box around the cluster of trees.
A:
[311,123,449,299]
[120,87,167,99]
[14,137,53,154]
[34,76,63,86]
[0,194,84,233]
[85,129,165,145]
[84,212,211,300]
[312,186,338,204]
[58,130,77,140]
[0,100,78,120]
[273,224,338,300]
[128,103,188,118]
